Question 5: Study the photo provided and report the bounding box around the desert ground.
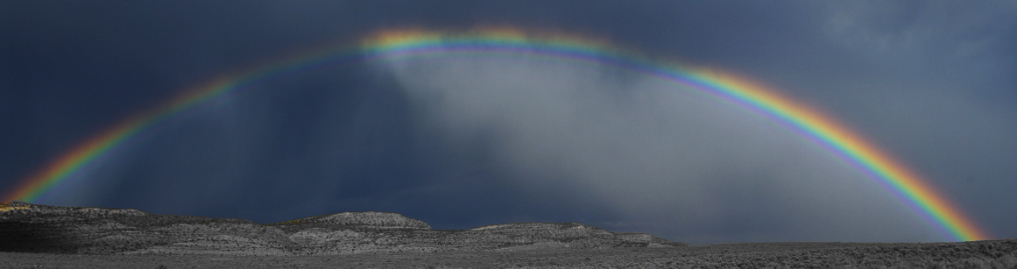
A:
[2,240,1017,269]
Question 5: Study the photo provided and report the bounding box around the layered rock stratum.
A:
[0,201,684,255]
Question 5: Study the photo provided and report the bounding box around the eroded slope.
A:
[0,201,684,255]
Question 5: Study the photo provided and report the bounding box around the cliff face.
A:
[0,201,685,255]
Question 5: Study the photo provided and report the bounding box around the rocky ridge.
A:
[0,201,684,255]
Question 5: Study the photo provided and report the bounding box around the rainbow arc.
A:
[1,28,990,241]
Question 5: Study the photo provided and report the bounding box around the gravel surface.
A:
[1,240,1016,268]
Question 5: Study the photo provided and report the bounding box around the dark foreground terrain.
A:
[2,240,1016,268]
[2,202,1015,268]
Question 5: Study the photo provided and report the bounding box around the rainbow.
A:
[2,27,989,241]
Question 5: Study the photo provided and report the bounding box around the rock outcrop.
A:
[0,201,685,255]
[281,211,431,230]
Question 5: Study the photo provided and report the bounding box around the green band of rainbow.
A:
[2,28,989,241]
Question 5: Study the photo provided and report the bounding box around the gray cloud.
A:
[376,54,937,243]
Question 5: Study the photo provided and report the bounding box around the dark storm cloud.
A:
[2,1,1015,243]
[806,1,1017,238]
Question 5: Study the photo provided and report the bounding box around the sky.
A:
[2,1,1015,244]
